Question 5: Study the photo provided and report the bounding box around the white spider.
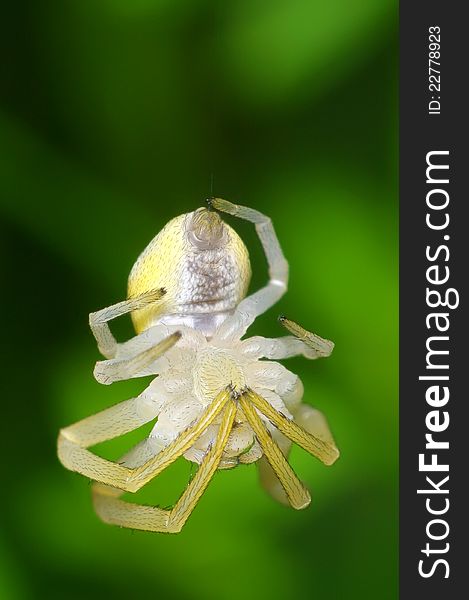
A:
[58,198,339,533]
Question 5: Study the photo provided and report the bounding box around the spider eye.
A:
[187,208,227,250]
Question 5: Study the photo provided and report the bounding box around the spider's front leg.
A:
[92,400,238,533]
[238,393,311,510]
[89,287,166,359]
[257,399,340,507]
[246,389,339,466]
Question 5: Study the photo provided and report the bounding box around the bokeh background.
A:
[0,1,397,599]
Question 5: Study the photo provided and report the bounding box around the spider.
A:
[58,198,339,533]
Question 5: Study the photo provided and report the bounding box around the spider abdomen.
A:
[128,209,252,335]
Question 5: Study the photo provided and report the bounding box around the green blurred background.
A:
[0,1,397,599]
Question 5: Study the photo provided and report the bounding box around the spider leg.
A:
[246,361,298,400]
[209,198,288,340]
[257,401,339,506]
[93,331,180,385]
[240,334,332,361]
[90,440,170,532]
[57,396,158,489]
[167,400,237,532]
[245,389,339,466]
[238,392,311,510]
[92,400,237,533]
[209,198,288,288]
[257,432,292,507]
[278,316,334,358]
[89,288,166,359]
[127,388,231,492]
[92,482,170,532]
[119,437,163,468]
[291,403,338,450]
[58,387,232,492]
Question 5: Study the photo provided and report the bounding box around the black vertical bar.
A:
[400,1,466,597]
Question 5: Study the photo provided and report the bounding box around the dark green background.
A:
[0,2,397,599]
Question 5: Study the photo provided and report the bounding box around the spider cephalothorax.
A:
[58,198,339,533]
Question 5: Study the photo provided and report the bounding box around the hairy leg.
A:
[167,400,237,531]
[209,198,288,340]
[278,316,334,358]
[240,333,332,360]
[291,403,338,451]
[93,331,180,384]
[238,392,310,509]
[89,288,166,359]
[246,361,299,400]
[245,388,339,466]
[92,400,237,533]
[257,430,292,507]
[257,398,339,506]
[127,389,231,492]
[58,387,231,493]
[58,396,158,489]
